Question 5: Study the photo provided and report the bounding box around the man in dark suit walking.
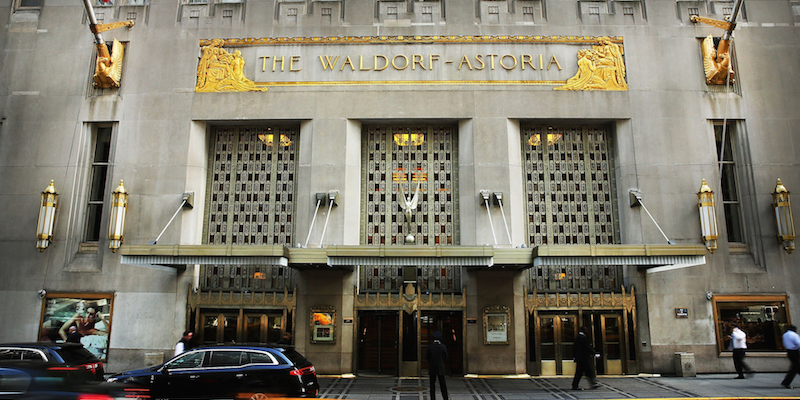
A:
[427,330,449,400]
[572,326,600,390]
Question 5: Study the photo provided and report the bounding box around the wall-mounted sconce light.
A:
[108,180,128,252]
[697,179,718,253]
[773,178,795,254]
[36,180,59,252]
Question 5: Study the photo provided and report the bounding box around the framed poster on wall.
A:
[310,306,335,344]
[38,293,114,361]
[483,306,510,344]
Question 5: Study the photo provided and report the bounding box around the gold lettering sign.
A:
[196,35,628,92]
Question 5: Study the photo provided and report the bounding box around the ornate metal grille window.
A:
[359,266,461,293]
[529,265,622,293]
[205,126,297,245]
[202,125,298,292]
[522,124,619,246]
[203,265,293,291]
[362,125,459,246]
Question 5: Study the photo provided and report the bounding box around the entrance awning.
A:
[328,256,493,267]
[118,244,707,273]
[119,244,290,271]
[531,244,708,273]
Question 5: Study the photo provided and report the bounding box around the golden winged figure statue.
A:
[701,34,734,85]
[93,39,124,88]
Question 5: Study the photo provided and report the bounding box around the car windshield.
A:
[165,351,205,369]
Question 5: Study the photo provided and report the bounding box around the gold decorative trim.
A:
[199,35,624,47]
[354,285,466,313]
[257,80,567,87]
[524,285,636,312]
[188,285,296,309]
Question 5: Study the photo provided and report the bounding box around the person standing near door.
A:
[427,331,449,400]
[572,326,600,390]
[731,325,753,379]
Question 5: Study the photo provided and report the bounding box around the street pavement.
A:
[318,373,800,400]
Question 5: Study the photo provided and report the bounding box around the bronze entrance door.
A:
[420,311,463,376]
[599,314,622,375]
[536,314,577,376]
[357,311,399,375]
[578,312,625,375]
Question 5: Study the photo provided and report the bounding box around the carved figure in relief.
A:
[196,39,267,92]
[701,34,735,85]
[555,37,627,91]
[93,39,125,88]
[399,180,421,226]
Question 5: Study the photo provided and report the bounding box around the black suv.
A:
[107,344,320,399]
[0,343,105,382]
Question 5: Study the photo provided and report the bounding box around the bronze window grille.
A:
[361,125,459,246]
[522,124,619,247]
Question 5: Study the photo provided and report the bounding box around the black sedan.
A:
[107,344,319,399]
[0,343,105,383]
[0,365,146,400]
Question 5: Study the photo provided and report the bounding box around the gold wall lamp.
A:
[36,180,59,252]
[773,179,795,254]
[697,179,718,253]
[108,180,128,252]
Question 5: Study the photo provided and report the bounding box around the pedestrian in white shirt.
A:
[731,326,753,379]
[781,325,800,388]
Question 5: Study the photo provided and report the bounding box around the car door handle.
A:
[189,374,200,379]
[236,373,245,379]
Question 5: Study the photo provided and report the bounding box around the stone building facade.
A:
[0,0,798,377]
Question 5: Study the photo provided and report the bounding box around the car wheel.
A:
[249,393,270,400]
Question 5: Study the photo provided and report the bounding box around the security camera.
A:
[706,291,713,300]
[37,289,47,299]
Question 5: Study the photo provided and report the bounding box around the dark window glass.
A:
[84,126,112,242]
[18,0,43,7]
[209,351,242,367]
[715,298,788,352]
[714,122,744,243]
[166,351,206,369]
[245,351,276,365]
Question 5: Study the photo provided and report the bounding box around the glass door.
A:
[538,314,576,376]
[244,312,284,343]
[357,311,399,375]
[601,314,622,375]
[420,311,463,375]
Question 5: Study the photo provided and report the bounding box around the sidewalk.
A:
[318,373,800,400]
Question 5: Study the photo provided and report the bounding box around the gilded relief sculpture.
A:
[555,37,628,91]
[196,39,267,92]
